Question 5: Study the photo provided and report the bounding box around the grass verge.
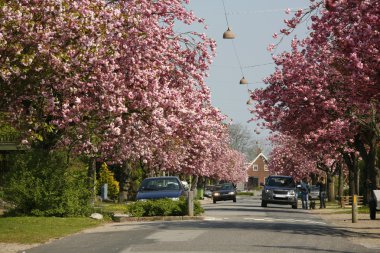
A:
[312,201,370,214]
[94,203,129,214]
[332,206,370,214]
[0,217,104,244]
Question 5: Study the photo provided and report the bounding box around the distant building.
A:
[246,152,269,189]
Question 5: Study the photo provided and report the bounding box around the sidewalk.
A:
[310,207,380,250]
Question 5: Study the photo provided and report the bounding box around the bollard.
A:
[101,183,108,201]
[187,191,194,216]
[352,194,357,223]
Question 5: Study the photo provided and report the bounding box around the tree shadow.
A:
[130,220,380,241]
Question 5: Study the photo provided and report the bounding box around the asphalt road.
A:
[25,196,378,253]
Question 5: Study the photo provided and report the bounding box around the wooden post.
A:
[352,194,358,223]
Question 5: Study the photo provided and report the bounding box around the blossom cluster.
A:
[250,0,379,177]
[0,0,246,182]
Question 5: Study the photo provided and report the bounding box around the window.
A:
[264,164,269,171]
[253,165,258,171]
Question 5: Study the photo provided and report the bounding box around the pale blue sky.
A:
[185,0,311,148]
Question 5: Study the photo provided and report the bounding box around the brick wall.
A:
[247,155,270,187]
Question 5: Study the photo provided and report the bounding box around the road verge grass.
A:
[311,201,370,214]
[94,202,129,214]
[0,217,104,244]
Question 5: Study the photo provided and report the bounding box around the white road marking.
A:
[244,217,326,224]
[145,230,204,242]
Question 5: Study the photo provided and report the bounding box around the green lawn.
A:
[0,217,104,244]
[319,201,370,214]
[94,202,129,213]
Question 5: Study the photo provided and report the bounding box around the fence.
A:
[340,195,364,208]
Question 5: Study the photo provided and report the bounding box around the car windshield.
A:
[267,177,295,187]
[139,178,180,191]
[220,184,234,190]
[310,186,319,192]
[205,186,215,191]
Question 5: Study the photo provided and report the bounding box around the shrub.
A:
[4,150,91,216]
[97,163,119,200]
[126,197,204,217]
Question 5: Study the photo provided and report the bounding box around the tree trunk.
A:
[343,151,359,195]
[87,157,97,206]
[327,172,335,202]
[355,133,379,202]
[355,166,360,195]
[338,163,344,205]
[118,161,129,203]
[191,175,198,191]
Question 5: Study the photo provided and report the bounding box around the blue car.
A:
[136,176,186,201]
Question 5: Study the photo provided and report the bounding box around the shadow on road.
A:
[253,244,356,253]
[126,220,380,241]
[203,204,308,215]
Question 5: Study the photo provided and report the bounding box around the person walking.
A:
[317,177,326,208]
[300,178,310,210]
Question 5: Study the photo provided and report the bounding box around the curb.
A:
[112,214,205,222]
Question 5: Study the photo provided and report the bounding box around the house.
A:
[246,152,269,189]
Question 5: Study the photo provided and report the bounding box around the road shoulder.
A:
[311,209,380,250]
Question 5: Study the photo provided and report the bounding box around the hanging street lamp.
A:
[223,27,236,39]
[239,76,248,85]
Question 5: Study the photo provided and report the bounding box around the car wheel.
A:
[261,200,267,207]
[292,202,298,209]
[233,198,236,203]
[213,198,216,204]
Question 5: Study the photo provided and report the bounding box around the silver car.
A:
[261,176,298,209]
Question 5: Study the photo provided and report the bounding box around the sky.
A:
[183,0,311,151]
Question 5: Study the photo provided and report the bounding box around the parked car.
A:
[309,185,320,200]
[204,185,216,198]
[261,175,298,209]
[212,183,237,204]
[136,176,186,201]
[308,185,320,209]
[181,181,190,191]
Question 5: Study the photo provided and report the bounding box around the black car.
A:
[212,183,237,204]
[261,175,298,209]
[136,176,186,201]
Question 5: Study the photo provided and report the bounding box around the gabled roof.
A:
[248,152,268,167]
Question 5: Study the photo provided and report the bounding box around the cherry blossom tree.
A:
[267,134,319,181]
[250,0,379,192]
[0,0,244,184]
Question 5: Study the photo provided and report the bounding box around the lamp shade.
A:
[223,27,236,39]
[239,77,248,85]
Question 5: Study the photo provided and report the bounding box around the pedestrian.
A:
[316,177,326,208]
[300,178,310,210]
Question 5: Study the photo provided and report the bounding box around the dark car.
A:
[261,175,298,209]
[212,183,237,204]
[136,176,186,201]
